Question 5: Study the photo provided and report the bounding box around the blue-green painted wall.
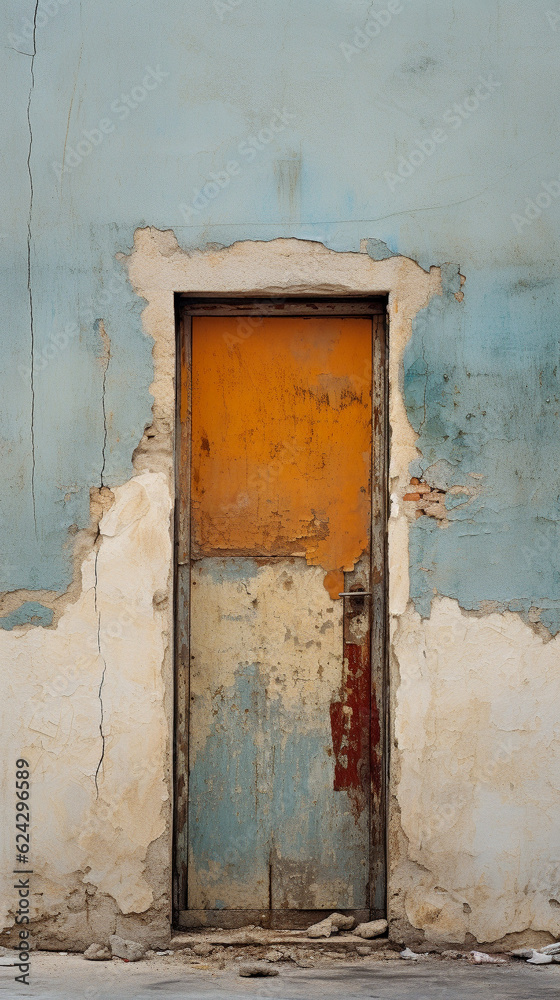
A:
[2,0,559,626]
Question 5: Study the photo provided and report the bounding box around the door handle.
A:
[338,591,372,598]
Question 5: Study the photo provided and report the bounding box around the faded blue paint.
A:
[1,1,559,627]
[405,267,560,628]
[189,660,368,910]
[0,601,53,630]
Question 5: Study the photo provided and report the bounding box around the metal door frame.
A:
[173,295,389,929]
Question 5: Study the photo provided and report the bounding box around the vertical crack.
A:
[93,544,106,798]
[27,1,39,533]
[93,320,111,795]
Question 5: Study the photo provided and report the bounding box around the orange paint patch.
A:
[190,316,372,584]
[323,569,345,601]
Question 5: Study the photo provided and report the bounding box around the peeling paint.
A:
[0,601,53,630]
[4,230,556,952]
[191,315,372,587]
[188,558,368,910]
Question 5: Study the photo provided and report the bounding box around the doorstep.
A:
[170,929,392,951]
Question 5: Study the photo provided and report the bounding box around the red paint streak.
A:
[329,643,370,800]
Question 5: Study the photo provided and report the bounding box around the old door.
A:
[175,300,386,928]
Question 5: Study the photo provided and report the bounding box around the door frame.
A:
[173,295,389,928]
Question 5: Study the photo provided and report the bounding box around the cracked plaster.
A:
[1,234,559,950]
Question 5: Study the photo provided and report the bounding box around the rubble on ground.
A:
[238,961,279,976]
[509,940,560,966]
[355,919,388,939]
[108,935,146,962]
[329,912,355,930]
[527,951,553,965]
[53,924,560,974]
[83,943,111,961]
[400,947,427,961]
[470,951,506,965]
[307,916,337,938]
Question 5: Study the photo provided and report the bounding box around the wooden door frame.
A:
[173,295,389,928]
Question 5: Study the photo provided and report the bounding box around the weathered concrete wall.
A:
[1,0,560,950]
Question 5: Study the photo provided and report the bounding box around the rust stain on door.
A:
[191,317,372,592]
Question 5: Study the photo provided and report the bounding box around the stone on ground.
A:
[470,951,506,964]
[238,961,279,976]
[192,943,213,956]
[400,947,425,961]
[109,934,146,962]
[356,945,372,956]
[540,941,560,955]
[527,950,552,964]
[329,912,355,930]
[264,949,282,961]
[355,919,388,939]
[307,917,336,938]
[83,943,111,961]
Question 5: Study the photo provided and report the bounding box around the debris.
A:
[540,942,560,955]
[470,951,506,964]
[296,958,315,968]
[329,912,355,930]
[356,945,372,956]
[441,950,464,960]
[510,948,534,959]
[264,949,283,962]
[238,962,279,977]
[355,919,388,939]
[155,949,173,955]
[192,943,213,957]
[234,931,262,945]
[84,943,112,961]
[400,947,425,961]
[527,951,553,965]
[280,949,297,962]
[307,917,336,938]
[109,935,147,962]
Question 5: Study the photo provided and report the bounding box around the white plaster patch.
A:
[393,597,560,944]
[0,473,171,932]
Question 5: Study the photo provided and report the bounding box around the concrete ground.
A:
[2,950,560,1000]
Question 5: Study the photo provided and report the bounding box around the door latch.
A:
[338,591,372,598]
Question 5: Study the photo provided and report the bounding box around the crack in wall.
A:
[27,0,39,533]
[93,321,112,795]
[93,542,106,798]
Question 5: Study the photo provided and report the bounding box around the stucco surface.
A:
[1,0,560,948]
[392,597,560,945]
[1,472,172,947]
